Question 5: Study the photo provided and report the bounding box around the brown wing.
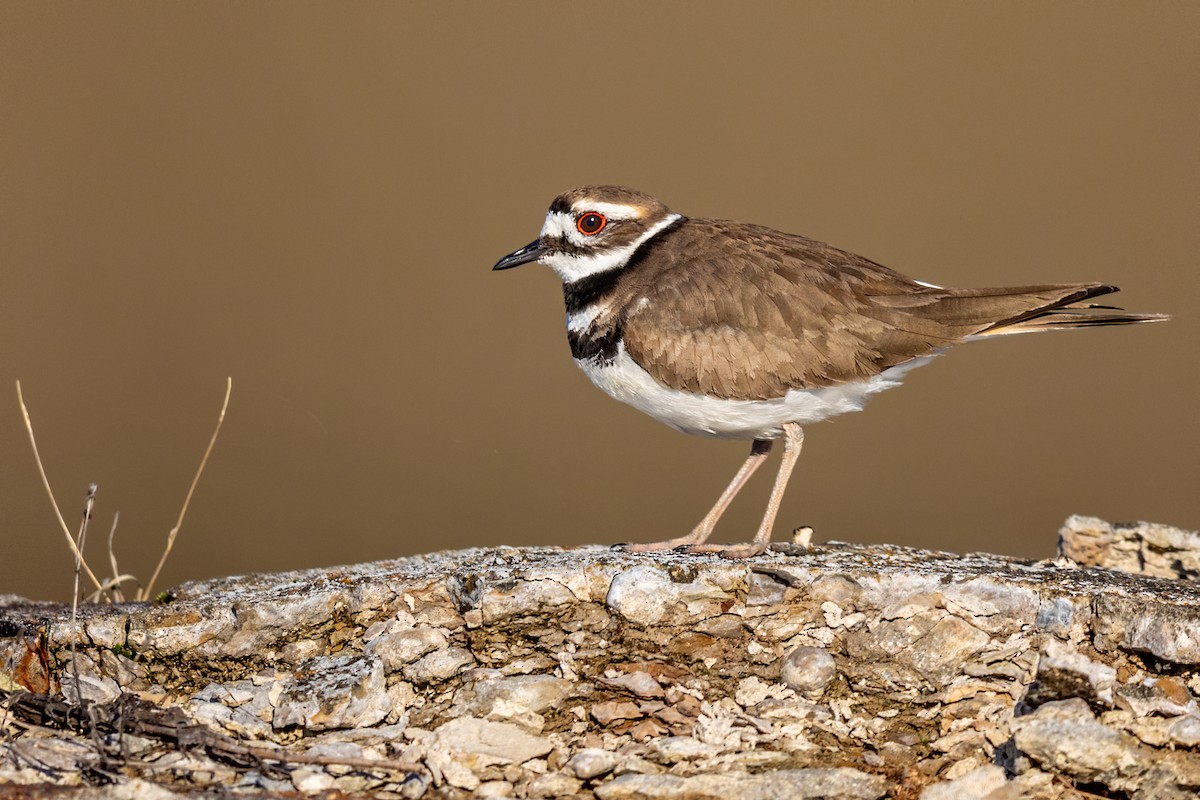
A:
[619,219,1125,401]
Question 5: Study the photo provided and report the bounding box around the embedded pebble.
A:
[567,748,621,779]
[779,646,836,697]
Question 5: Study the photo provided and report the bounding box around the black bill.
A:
[493,239,548,271]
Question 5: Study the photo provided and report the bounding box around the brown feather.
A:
[612,219,1165,401]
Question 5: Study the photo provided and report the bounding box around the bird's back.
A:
[590,218,1162,401]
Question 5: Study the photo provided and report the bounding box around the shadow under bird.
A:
[494,186,1167,559]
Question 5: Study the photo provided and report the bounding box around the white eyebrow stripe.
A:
[569,200,644,220]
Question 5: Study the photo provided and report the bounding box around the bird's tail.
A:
[971,283,1169,336]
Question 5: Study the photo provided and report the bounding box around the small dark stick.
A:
[68,484,97,706]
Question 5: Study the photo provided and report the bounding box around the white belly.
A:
[576,344,934,440]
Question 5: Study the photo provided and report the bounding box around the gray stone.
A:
[457,673,573,723]
[605,565,736,626]
[647,736,722,763]
[480,576,580,623]
[1012,698,1200,798]
[370,627,448,670]
[567,748,621,779]
[600,669,665,698]
[1168,715,1200,747]
[1094,594,1200,665]
[919,765,1009,800]
[595,768,887,799]
[433,717,553,763]
[272,654,391,730]
[1035,639,1117,706]
[291,767,335,793]
[402,645,475,683]
[845,611,990,688]
[1059,516,1200,580]
[527,771,584,797]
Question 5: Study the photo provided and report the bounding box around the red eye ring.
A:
[576,212,607,235]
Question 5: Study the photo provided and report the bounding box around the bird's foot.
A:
[619,535,706,553]
[673,542,768,560]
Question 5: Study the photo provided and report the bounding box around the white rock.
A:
[433,717,553,764]
[459,673,572,722]
[1169,715,1200,746]
[90,779,188,799]
[734,675,791,707]
[527,771,583,797]
[1039,639,1117,705]
[595,768,887,799]
[402,646,475,684]
[272,654,391,731]
[481,577,579,623]
[60,672,122,705]
[606,566,734,626]
[648,736,722,763]
[1011,699,1142,783]
[370,627,448,670]
[920,764,1008,800]
[291,767,335,793]
[567,748,621,779]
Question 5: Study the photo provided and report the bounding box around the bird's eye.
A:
[577,212,607,235]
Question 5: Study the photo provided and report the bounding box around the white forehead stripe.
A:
[542,213,682,283]
[539,211,579,240]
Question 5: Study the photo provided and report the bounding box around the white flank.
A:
[914,279,943,289]
[541,213,683,283]
[577,344,937,440]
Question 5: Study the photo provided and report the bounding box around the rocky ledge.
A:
[2,516,1200,800]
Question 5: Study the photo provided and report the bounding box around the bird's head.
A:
[493,186,679,283]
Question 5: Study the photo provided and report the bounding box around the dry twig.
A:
[15,380,103,593]
[15,378,232,604]
[68,485,97,704]
[0,688,420,778]
[143,377,231,601]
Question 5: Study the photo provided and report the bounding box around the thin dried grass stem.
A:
[142,377,231,602]
[16,381,103,593]
[106,511,124,603]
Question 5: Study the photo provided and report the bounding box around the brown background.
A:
[2,3,1197,602]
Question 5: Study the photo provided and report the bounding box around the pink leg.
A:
[679,423,804,559]
[622,439,773,553]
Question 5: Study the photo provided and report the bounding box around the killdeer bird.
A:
[494,186,1166,559]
